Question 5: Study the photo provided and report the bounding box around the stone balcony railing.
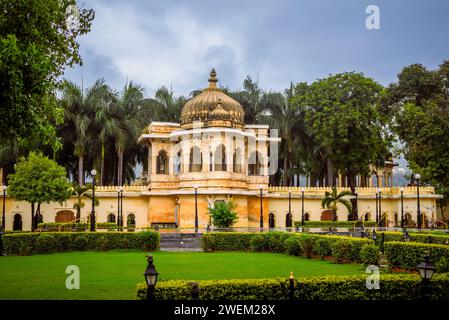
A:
[268,185,436,194]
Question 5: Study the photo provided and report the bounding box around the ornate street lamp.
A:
[1,185,6,232]
[117,186,124,230]
[301,187,305,226]
[417,255,436,300]
[400,187,404,228]
[143,255,159,301]
[377,188,382,226]
[403,228,411,242]
[194,185,198,233]
[90,169,97,232]
[354,190,359,222]
[288,190,291,222]
[415,173,422,229]
[375,190,379,224]
[259,187,264,230]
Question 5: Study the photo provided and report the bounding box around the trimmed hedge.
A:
[136,274,449,300]
[201,232,373,262]
[37,222,119,231]
[385,241,449,270]
[2,231,159,255]
[376,231,449,246]
[293,221,376,228]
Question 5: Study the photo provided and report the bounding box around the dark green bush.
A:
[2,231,159,255]
[376,231,449,246]
[293,221,376,228]
[298,234,315,258]
[201,232,255,251]
[284,236,302,256]
[331,240,352,264]
[436,256,449,273]
[385,241,449,270]
[265,232,291,253]
[315,238,331,259]
[360,244,380,266]
[249,234,267,252]
[136,274,449,300]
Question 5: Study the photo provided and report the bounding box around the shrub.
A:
[315,238,331,259]
[331,240,353,264]
[360,244,380,266]
[293,221,376,228]
[2,231,159,255]
[284,236,302,256]
[35,233,56,253]
[376,231,449,246]
[385,241,449,270]
[265,232,291,253]
[298,234,315,259]
[136,274,449,300]
[436,256,449,273]
[209,201,238,228]
[201,232,255,251]
[249,235,266,252]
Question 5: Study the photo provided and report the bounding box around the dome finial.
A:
[208,68,218,88]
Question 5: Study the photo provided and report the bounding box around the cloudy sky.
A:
[64,0,449,97]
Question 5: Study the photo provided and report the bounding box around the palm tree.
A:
[71,183,97,221]
[321,187,353,221]
[150,86,187,122]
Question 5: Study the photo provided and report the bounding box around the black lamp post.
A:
[259,187,264,230]
[90,169,97,232]
[300,187,305,226]
[1,185,6,231]
[354,190,359,222]
[194,185,198,233]
[372,229,377,241]
[288,190,291,223]
[143,255,159,301]
[417,255,435,300]
[377,188,382,226]
[117,186,124,229]
[400,187,404,228]
[375,191,379,224]
[415,173,422,229]
[403,229,411,242]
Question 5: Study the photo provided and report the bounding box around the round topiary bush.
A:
[330,239,353,264]
[436,256,449,273]
[36,233,56,254]
[315,238,331,259]
[360,243,380,266]
[284,236,302,256]
[298,234,315,259]
[249,234,267,252]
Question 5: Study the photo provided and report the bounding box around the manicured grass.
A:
[0,250,367,300]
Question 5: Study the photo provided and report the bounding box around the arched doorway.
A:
[404,213,412,226]
[55,210,75,223]
[127,213,136,228]
[304,212,310,221]
[107,213,116,223]
[269,213,275,228]
[364,212,371,221]
[285,213,292,228]
[13,214,22,231]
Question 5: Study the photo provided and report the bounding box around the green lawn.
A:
[0,251,367,300]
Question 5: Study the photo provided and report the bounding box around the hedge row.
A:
[201,232,374,262]
[37,222,120,231]
[2,231,159,255]
[385,241,449,270]
[293,221,376,228]
[136,274,449,300]
[376,231,449,246]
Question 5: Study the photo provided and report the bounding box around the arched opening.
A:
[269,213,275,228]
[55,210,75,223]
[394,213,399,226]
[174,150,181,175]
[107,213,116,223]
[364,212,371,221]
[189,146,202,172]
[209,152,213,171]
[380,213,388,227]
[248,151,263,176]
[304,212,310,221]
[156,150,168,174]
[404,213,412,226]
[13,214,22,231]
[127,213,136,228]
[285,213,292,228]
[233,148,242,173]
[214,144,227,171]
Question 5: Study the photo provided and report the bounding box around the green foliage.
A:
[2,231,159,255]
[136,274,449,300]
[0,0,94,145]
[201,232,254,252]
[376,231,449,245]
[436,256,449,273]
[298,234,315,258]
[385,241,449,270]
[284,236,302,256]
[264,232,291,253]
[294,221,376,228]
[360,244,380,266]
[321,187,352,221]
[249,234,267,252]
[330,240,353,264]
[209,201,239,228]
[315,238,331,259]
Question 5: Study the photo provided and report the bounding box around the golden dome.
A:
[181,69,245,128]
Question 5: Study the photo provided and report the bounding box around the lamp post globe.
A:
[372,230,377,241]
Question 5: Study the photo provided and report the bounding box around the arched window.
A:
[214,144,227,171]
[233,148,242,173]
[13,214,22,231]
[269,213,275,228]
[285,213,292,228]
[248,152,263,176]
[364,212,371,221]
[156,150,168,174]
[174,151,181,175]
[189,146,202,172]
[127,213,136,227]
[107,213,116,223]
[404,213,412,226]
[304,212,310,221]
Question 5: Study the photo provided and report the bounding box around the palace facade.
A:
[0,70,443,231]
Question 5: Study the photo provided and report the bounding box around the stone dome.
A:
[181,69,245,128]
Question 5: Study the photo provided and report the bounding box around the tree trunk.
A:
[348,173,357,221]
[78,155,84,185]
[283,158,288,186]
[326,158,334,187]
[118,151,124,186]
[100,143,105,186]
[76,205,81,221]
[31,202,35,231]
